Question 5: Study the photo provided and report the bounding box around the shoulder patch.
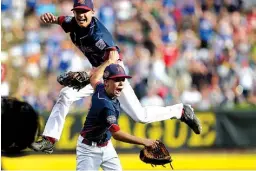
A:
[106,115,117,125]
[64,16,72,23]
[95,39,106,50]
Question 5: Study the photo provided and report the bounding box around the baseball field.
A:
[2,152,256,170]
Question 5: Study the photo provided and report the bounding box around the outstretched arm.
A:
[102,108,158,148]
[112,130,157,148]
[90,50,119,89]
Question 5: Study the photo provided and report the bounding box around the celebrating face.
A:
[73,9,94,27]
[104,78,126,98]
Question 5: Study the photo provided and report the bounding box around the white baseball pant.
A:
[43,62,183,140]
[76,135,122,171]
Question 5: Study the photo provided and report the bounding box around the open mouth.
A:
[77,18,86,22]
[115,88,123,93]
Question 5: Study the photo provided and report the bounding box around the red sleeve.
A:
[105,47,117,51]
[57,16,74,33]
[58,16,65,25]
[109,124,120,132]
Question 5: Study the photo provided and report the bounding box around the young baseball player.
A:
[76,63,158,171]
[31,0,201,153]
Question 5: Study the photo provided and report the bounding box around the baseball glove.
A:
[57,71,90,91]
[140,140,173,169]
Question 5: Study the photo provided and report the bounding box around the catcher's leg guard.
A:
[181,104,202,134]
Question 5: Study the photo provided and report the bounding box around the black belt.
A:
[82,138,108,147]
[80,133,108,147]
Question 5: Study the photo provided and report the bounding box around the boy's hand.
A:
[143,139,159,148]
[105,50,119,64]
[40,13,58,24]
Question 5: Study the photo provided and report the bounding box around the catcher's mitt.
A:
[140,140,173,169]
[57,71,90,91]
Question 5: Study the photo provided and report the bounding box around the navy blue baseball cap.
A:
[71,0,94,11]
[103,64,132,80]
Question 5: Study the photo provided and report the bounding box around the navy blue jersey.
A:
[59,16,119,67]
[81,83,121,143]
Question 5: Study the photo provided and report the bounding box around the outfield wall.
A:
[37,110,256,152]
[2,110,256,170]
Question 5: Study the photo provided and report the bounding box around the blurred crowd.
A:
[1,0,256,113]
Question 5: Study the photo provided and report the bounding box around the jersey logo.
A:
[95,39,106,50]
[116,65,123,72]
[78,0,85,4]
[107,115,116,125]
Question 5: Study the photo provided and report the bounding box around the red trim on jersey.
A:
[71,6,92,11]
[109,124,120,132]
[106,47,117,51]
[58,16,65,25]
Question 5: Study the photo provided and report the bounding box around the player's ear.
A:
[104,79,108,85]
[104,80,110,88]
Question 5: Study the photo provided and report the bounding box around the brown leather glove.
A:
[57,71,90,91]
[140,140,173,169]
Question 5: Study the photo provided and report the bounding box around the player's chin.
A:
[114,89,122,97]
[77,20,90,27]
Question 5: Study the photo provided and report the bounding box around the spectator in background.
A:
[134,78,148,101]
[35,0,57,17]
[141,86,165,107]
[197,83,211,111]
[133,45,151,81]
[199,10,215,48]
[238,60,255,100]
[181,84,202,108]
[2,0,256,113]
[1,63,10,97]
[98,0,115,34]
[149,50,173,88]
[201,0,222,14]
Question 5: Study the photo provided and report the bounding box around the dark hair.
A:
[1,97,40,154]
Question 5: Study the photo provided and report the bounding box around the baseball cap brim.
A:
[108,75,132,79]
[71,6,92,11]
